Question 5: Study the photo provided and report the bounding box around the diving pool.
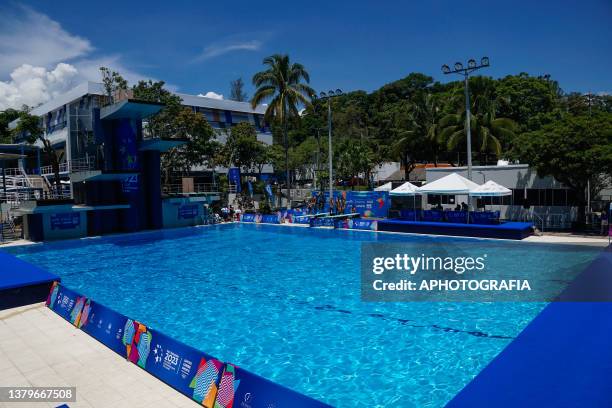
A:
[5,224,600,407]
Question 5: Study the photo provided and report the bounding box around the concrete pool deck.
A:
[0,303,197,408]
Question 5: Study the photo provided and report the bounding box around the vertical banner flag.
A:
[247,180,254,198]
[228,168,242,193]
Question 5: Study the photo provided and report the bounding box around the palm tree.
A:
[251,54,314,207]
[439,80,518,164]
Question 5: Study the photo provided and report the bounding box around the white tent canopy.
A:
[417,173,480,194]
[469,180,512,197]
[390,181,420,196]
[374,182,393,192]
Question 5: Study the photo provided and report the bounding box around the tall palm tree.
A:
[251,54,314,207]
[439,80,518,163]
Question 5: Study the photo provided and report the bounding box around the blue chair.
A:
[422,210,444,222]
[446,211,468,224]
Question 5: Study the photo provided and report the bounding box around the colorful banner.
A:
[216,364,331,408]
[312,191,389,218]
[46,284,328,408]
[141,328,223,407]
[178,204,199,219]
[50,213,81,230]
[46,282,87,326]
[310,217,334,227]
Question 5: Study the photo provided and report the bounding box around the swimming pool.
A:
[6,224,600,407]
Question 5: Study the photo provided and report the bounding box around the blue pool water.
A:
[5,224,600,407]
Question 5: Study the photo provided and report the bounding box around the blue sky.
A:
[0,0,610,108]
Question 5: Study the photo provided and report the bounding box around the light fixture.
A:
[441,64,451,74]
[335,89,342,95]
[454,62,463,71]
[468,59,476,68]
[481,56,489,66]
[319,91,327,98]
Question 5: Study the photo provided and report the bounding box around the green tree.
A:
[511,113,612,225]
[439,77,518,161]
[229,78,248,102]
[132,79,217,183]
[0,108,20,143]
[251,54,315,206]
[217,122,264,173]
[99,67,128,104]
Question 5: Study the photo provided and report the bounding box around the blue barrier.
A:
[349,219,378,231]
[217,363,332,408]
[241,214,257,223]
[46,282,87,326]
[46,283,328,407]
[260,214,281,224]
[80,300,135,357]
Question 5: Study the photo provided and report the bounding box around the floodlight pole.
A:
[441,58,490,181]
[316,90,343,205]
[327,98,333,200]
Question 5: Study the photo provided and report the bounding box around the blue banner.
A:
[310,217,335,227]
[228,168,241,193]
[260,214,281,224]
[50,212,80,230]
[46,282,88,326]
[312,191,389,218]
[264,184,273,200]
[216,364,331,408]
[241,214,257,223]
[348,219,378,231]
[294,215,311,224]
[121,174,139,193]
[80,300,135,358]
[178,204,199,219]
[141,328,223,406]
[247,180,253,197]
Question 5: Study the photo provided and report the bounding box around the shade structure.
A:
[390,181,420,196]
[374,182,393,192]
[469,180,512,197]
[417,173,480,194]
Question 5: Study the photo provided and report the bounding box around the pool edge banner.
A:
[216,363,332,408]
[45,283,330,408]
[80,299,136,358]
[46,281,88,327]
[138,327,223,407]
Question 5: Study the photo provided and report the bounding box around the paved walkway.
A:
[0,303,196,408]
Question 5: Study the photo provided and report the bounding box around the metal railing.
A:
[162,183,220,195]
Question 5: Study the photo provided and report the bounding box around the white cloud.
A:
[0,5,157,110]
[0,63,80,110]
[0,5,92,77]
[198,91,224,100]
[197,40,261,60]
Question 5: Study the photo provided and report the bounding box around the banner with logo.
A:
[228,168,241,193]
[46,282,87,326]
[241,214,257,223]
[215,364,331,408]
[50,213,81,230]
[348,219,378,231]
[121,174,139,193]
[178,204,200,219]
[312,191,389,218]
[294,215,311,225]
[80,300,136,358]
[260,214,281,224]
[141,328,223,407]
